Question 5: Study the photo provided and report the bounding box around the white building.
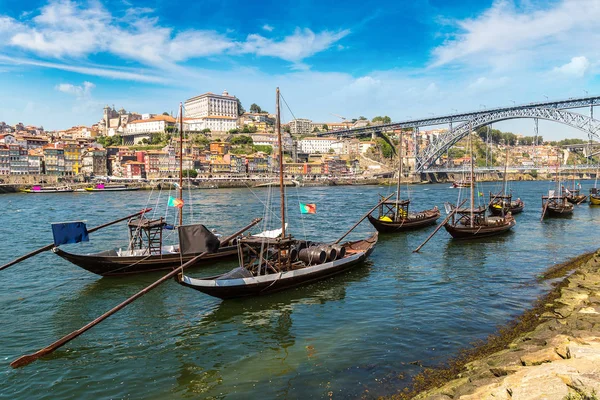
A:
[123,115,176,145]
[289,118,312,135]
[185,116,238,132]
[184,90,239,119]
[299,137,339,154]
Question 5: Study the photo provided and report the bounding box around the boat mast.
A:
[276,87,286,238]
[395,132,403,213]
[503,148,509,195]
[469,122,474,227]
[179,102,183,226]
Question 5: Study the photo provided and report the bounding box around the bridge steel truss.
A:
[418,108,600,171]
[314,95,600,172]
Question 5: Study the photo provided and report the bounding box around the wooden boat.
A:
[444,207,515,239]
[444,126,515,239]
[452,180,470,188]
[22,185,73,193]
[589,189,600,205]
[177,233,377,299]
[368,133,440,232]
[562,186,587,204]
[488,193,524,215]
[85,184,140,192]
[176,88,379,299]
[542,194,573,217]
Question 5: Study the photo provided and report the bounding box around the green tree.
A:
[376,138,393,158]
[192,134,210,147]
[162,112,170,116]
[312,127,320,133]
[201,128,211,133]
[372,116,392,124]
[231,135,253,145]
[322,124,329,131]
[241,124,257,133]
[253,144,273,154]
[249,103,263,113]
[358,116,367,120]
[182,169,198,178]
[228,128,240,134]
[237,98,245,115]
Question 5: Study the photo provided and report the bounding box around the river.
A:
[1,180,598,399]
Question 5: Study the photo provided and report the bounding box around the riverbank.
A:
[390,251,600,400]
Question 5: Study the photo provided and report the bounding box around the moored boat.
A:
[22,185,73,193]
[590,188,600,205]
[488,193,524,215]
[85,183,140,192]
[542,193,574,217]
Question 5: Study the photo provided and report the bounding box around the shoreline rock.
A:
[388,251,600,400]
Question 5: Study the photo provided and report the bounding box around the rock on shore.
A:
[408,251,600,400]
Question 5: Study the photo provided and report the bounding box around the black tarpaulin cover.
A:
[178,224,221,254]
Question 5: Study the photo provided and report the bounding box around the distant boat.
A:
[590,171,600,205]
[85,183,140,192]
[452,179,470,188]
[488,149,524,215]
[542,151,574,219]
[22,185,73,193]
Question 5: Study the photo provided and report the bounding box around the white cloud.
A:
[552,56,590,78]
[431,0,600,69]
[467,76,510,92]
[262,24,274,32]
[56,81,95,98]
[239,28,350,63]
[2,0,348,67]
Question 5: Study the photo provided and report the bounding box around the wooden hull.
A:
[590,195,600,205]
[52,245,238,276]
[85,187,140,192]
[367,209,440,233]
[444,218,515,240]
[566,195,587,204]
[177,233,378,299]
[545,205,573,217]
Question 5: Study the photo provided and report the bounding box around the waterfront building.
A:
[144,150,165,177]
[8,144,28,175]
[63,143,81,175]
[289,118,312,135]
[81,148,108,177]
[43,145,66,176]
[0,145,10,175]
[27,149,43,174]
[210,159,231,174]
[227,154,246,174]
[299,137,339,154]
[123,161,146,179]
[247,154,269,173]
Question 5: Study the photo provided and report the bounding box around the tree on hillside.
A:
[237,98,245,115]
[372,116,392,124]
[322,124,329,131]
[231,135,253,145]
[250,103,263,113]
[162,112,170,116]
[358,116,367,120]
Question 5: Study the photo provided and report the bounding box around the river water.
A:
[1,180,599,399]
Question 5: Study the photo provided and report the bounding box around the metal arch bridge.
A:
[316,95,600,172]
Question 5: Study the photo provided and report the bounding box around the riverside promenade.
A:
[396,251,600,400]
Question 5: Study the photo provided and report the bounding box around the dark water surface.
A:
[1,181,599,399]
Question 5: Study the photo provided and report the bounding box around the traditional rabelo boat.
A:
[590,171,600,205]
[22,185,73,193]
[452,179,470,188]
[562,163,587,204]
[541,191,574,217]
[444,125,515,239]
[541,152,574,218]
[175,88,379,299]
[367,133,440,233]
[488,149,524,215]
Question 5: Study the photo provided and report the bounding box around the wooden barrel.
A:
[299,247,326,265]
[318,246,338,262]
[331,244,346,259]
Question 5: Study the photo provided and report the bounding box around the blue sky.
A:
[0,0,599,139]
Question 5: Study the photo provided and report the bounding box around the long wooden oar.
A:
[10,217,262,369]
[0,208,152,272]
[540,199,549,222]
[413,199,467,253]
[335,193,394,244]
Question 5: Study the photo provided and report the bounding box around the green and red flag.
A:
[299,203,316,214]
[168,196,184,208]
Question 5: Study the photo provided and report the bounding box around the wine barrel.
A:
[299,247,326,265]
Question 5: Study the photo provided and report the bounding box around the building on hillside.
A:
[184,90,239,119]
[247,154,269,173]
[209,142,230,155]
[299,137,339,154]
[123,161,146,179]
[210,160,231,174]
[43,145,66,176]
[63,143,81,175]
[18,135,50,149]
[0,133,16,145]
[185,116,238,133]
[28,149,43,174]
[123,115,176,145]
[8,145,28,175]
[0,146,9,175]
[100,106,141,137]
[289,118,312,135]
[81,148,107,177]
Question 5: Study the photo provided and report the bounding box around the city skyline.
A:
[1,0,599,139]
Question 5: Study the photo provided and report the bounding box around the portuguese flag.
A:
[168,196,185,208]
[299,203,316,214]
